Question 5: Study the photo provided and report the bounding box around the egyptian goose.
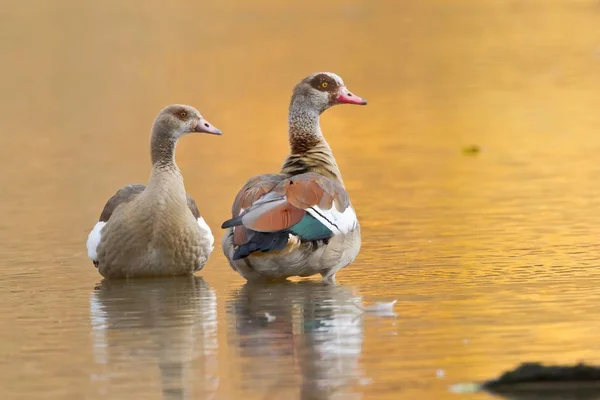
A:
[221,72,367,283]
[86,104,221,278]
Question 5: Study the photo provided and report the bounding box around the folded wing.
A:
[87,184,208,265]
[222,173,357,259]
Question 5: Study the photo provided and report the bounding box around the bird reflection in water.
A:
[89,277,218,399]
[228,281,365,400]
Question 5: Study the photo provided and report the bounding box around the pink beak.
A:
[194,117,222,135]
[336,86,367,105]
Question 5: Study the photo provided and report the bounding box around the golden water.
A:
[2,0,600,398]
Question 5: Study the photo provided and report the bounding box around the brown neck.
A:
[146,122,186,202]
[281,96,344,185]
[287,96,322,154]
[150,121,179,169]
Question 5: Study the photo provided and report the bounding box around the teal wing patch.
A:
[289,214,333,241]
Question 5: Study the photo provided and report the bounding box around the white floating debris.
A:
[264,312,276,322]
[436,369,446,378]
[448,382,480,393]
[358,377,373,386]
[352,300,397,313]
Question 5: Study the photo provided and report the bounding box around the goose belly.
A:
[97,215,213,278]
[223,223,361,281]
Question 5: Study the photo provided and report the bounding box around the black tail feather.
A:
[221,215,244,229]
[233,231,289,260]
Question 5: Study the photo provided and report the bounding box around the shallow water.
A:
[3,0,600,399]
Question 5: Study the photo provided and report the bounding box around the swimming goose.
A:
[87,104,221,278]
[221,72,367,284]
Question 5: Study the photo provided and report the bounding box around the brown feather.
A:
[99,184,202,222]
[318,192,334,209]
[232,174,286,217]
[229,174,287,246]
[310,174,349,211]
[282,141,344,185]
[233,226,249,246]
[285,179,325,209]
[284,173,349,211]
[244,202,305,232]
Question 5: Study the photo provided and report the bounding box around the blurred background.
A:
[2,0,600,399]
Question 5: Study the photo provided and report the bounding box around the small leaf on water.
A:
[462,145,481,155]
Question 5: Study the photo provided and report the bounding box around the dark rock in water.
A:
[485,362,600,386]
[482,362,600,400]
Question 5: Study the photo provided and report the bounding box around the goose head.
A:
[291,72,367,113]
[154,104,222,138]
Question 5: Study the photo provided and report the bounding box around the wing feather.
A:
[223,172,356,258]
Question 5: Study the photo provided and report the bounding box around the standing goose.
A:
[221,72,367,283]
[87,104,221,279]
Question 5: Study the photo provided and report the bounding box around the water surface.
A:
[2,0,600,399]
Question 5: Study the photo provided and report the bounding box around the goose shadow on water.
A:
[89,276,218,400]
[227,281,366,400]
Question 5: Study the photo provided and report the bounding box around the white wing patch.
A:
[307,205,357,235]
[197,217,214,250]
[86,221,106,261]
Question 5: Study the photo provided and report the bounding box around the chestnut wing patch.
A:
[222,173,356,259]
[229,174,287,246]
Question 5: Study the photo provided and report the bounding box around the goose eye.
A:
[180,111,187,118]
[321,82,328,89]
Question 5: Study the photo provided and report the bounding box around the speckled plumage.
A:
[222,73,366,284]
